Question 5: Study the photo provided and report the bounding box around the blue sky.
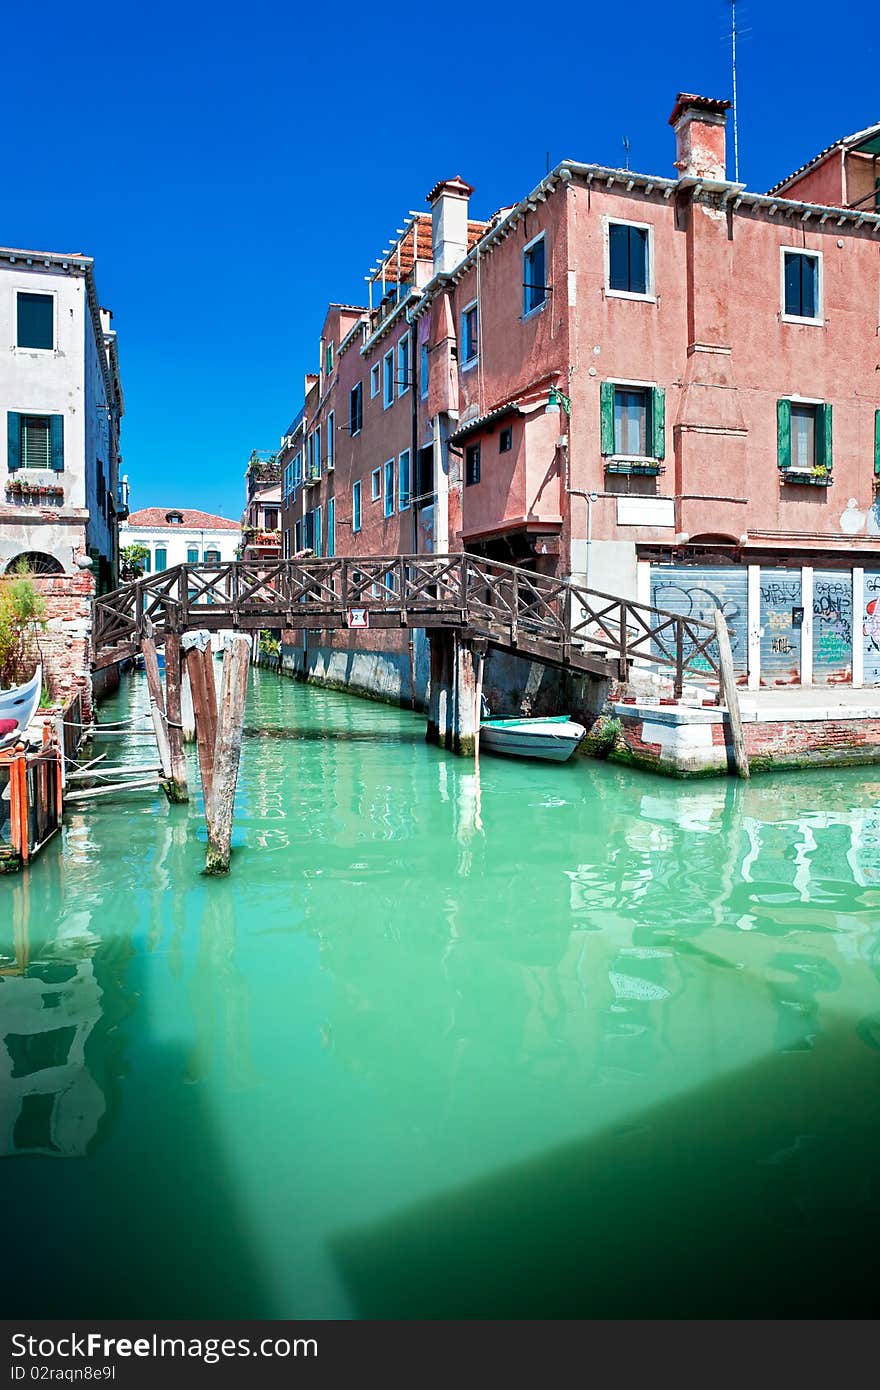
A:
[5,1,876,520]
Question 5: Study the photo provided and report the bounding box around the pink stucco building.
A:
[280,95,880,698]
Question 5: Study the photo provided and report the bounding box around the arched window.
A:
[5,551,64,575]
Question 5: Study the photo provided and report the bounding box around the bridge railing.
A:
[93,554,722,694]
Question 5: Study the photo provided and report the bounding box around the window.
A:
[499,426,512,453]
[204,549,221,564]
[7,413,64,471]
[166,511,183,524]
[293,451,302,488]
[350,381,363,436]
[142,552,151,573]
[383,349,395,408]
[325,342,334,376]
[187,547,199,563]
[352,480,362,533]
[295,518,303,551]
[522,235,546,316]
[399,449,411,510]
[600,382,666,462]
[303,510,314,551]
[607,221,651,297]
[155,547,167,572]
[384,459,395,517]
[777,399,832,473]
[465,442,481,486]
[327,411,335,469]
[416,445,434,507]
[314,425,321,478]
[314,505,323,557]
[462,302,479,366]
[420,341,429,398]
[398,336,410,395]
[264,508,278,529]
[16,292,54,350]
[782,250,821,322]
[371,466,382,502]
[327,497,335,557]
[370,363,380,398]
[307,430,315,476]
[283,529,290,559]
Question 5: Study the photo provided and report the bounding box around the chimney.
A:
[427,176,474,274]
[669,94,731,183]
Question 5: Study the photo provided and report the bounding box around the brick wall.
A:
[30,572,95,723]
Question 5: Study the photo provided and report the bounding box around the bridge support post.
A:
[163,630,189,802]
[426,630,479,757]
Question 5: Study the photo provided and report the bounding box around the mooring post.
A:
[714,608,750,780]
[472,638,488,764]
[141,621,174,790]
[163,630,189,802]
[182,630,218,814]
[205,633,251,875]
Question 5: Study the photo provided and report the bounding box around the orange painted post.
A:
[7,755,21,860]
[18,755,29,864]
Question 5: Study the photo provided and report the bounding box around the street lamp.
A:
[546,386,572,416]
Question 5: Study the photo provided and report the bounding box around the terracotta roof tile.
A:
[126,507,240,530]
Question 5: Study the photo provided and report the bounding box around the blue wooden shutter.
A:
[651,388,666,461]
[816,403,833,471]
[600,382,615,455]
[777,399,791,470]
[875,409,880,476]
[7,412,21,471]
[50,415,64,472]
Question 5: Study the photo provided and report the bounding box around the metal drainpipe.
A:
[406,305,419,706]
[561,433,598,589]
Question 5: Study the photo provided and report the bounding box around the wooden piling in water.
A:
[163,630,189,802]
[182,631,218,814]
[714,608,750,780]
[205,634,250,876]
[141,624,174,792]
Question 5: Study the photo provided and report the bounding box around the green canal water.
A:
[2,668,880,1318]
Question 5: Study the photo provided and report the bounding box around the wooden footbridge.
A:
[91,554,725,875]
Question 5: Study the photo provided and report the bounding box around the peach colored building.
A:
[280,95,880,699]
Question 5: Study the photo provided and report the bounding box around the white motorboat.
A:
[0,665,42,748]
[479,714,586,763]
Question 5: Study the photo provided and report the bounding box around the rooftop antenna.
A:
[545,150,550,175]
[622,135,630,171]
[725,0,751,182]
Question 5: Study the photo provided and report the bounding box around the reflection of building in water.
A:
[0,869,130,1158]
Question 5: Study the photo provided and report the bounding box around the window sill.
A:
[461,357,479,373]
[605,289,656,304]
[781,314,824,327]
[520,301,547,323]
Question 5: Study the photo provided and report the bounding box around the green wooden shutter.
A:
[777,398,791,470]
[600,382,614,455]
[816,402,833,471]
[50,415,64,472]
[875,409,880,476]
[7,412,21,471]
[651,387,666,461]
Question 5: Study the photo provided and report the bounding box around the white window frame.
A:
[352,480,362,533]
[780,247,823,326]
[314,424,322,477]
[461,300,479,369]
[399,449,411,511]
[371,466,382,501]
[383,349,395,409]
[326,410,335,469]
[327,496,335,556]
[314,504,323,558]
[398,335,410,397]
[370,362,381,398]
[603,217,656,303]
[522,232,547,321]
[13,287,57,354]
[384,458,395,517]
[350,382,363,437]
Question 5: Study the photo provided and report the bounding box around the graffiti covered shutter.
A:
[863,572,880,686]
[759,568,801,685]
[813,570,852,684]
[650,565,748,678]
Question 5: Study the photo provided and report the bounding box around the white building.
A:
[120,507,241,574]
[0,246,124,587]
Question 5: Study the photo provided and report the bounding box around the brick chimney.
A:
[427,176,473,274]
[669,94,731,182]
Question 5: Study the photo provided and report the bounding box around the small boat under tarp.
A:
[0,666,43,749]
[479,714,586,763]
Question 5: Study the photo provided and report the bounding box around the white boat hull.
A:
[0,665,42,746]
[479,718,586,763]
